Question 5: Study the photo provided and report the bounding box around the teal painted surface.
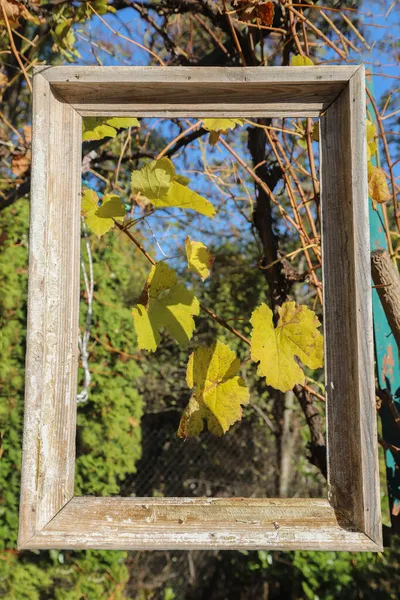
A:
[368,85,400,531]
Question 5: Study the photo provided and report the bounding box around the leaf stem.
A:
[114,221,156,266]
[199,303,251,346]
[114,221,250,345]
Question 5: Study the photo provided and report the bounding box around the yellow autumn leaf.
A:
[291,55,314,66]
[202,118,244,146]
[366,119,377,161]
[202,118,244,132]
[132,263,200,352]
[81,189,125,237]
[178,341,250,438]
[131,157,175,201]
[164,181,215,217]
[368,165,391,204]
[250,301,324,393]
[185,236,214,280]
[82,117,139,142]
[131,159,215,217]
[366,119,377,142]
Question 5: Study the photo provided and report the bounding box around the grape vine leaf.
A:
[291,55,314,66]
[175,174,190,186]
[81,188,125,238]
[202,118,244,146]
[166,181,215,217]
[82,117,139,142]
[368,164,391,204]
[366,119,377,161]
[131,158,215,217]
[178,341,250,438]
[250,301,323,393]
[104,117,139,129]
[52,19,80,60]
[185,236,214,280]
[132,262,200,352]
[202,118,244,132]
[131,157,175,200]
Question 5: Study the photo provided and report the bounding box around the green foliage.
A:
[75,230,144,495]
[0,199,29,549]
[0,202,142,598]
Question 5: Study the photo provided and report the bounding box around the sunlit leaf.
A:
[368,165,391,204]
[132,263,200,352]
[131,157,175,201]
[202,118,244,133]
[82,117,139,142]
[366,119,378,161]
[105,117,140,129]
[185,236,214,280]
[366,119,377,142]
[52,18,80,59]
[131,159,215,217]
[250,301,323,393]
[178,341,249,438]
[82,120,117,142]
[291,55,314,66]
[96,195,126,218]
[163,181,215,217]
[175,174,190,186]
[81,189,125,238]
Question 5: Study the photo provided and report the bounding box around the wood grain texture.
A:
[35,66,358,118]
[25,497,380,551]
[320,65,382,547]
[371,249,400,350]
[18,65,382,552]
[18,75,82,549]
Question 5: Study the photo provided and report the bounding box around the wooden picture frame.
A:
[18,65,382,552]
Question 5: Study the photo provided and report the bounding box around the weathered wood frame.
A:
[18,65,382,552]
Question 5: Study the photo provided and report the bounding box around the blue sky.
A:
[76,1,399,264]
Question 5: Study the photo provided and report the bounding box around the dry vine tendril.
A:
[81,116,325,437]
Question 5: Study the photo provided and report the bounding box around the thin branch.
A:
[0,0,32,94]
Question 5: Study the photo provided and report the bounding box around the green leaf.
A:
[105,117,140,129]
[178,341,250,437]
[291,55,314,66]
[250,301,324,393]
[174,174,190,186]
[96,195,126,218]
[82,118,117,142]
[82,117,139,141]
[185,236,214,280]
[163,181,215,217]
[131,159,215,217]
[132,263,200,352]
[82,189,125,238]
[202,118,244,132]
[131,157,175,201]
